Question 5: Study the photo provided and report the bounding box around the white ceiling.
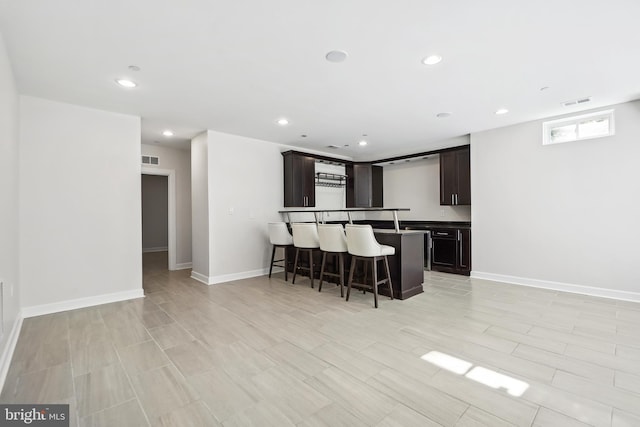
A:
[1,0,639,160]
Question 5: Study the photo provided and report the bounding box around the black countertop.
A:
[356,219,471,230]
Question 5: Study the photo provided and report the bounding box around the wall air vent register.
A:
[141,155,159,165]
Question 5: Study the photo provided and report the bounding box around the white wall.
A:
[471,100,640,299]
[141,143,192,264]
[206,130,285,282]
[19,96,143,310]
[0,32,21,379]
[377,135,472,222]
[141,175,169,250]
[190,132,211,280]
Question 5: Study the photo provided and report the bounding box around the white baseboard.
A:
[191,268,270,285]
[142,247,168,253]
[0,313,23,393]
[190,271,210,285]
[21,289,145,318]
[174,262,192,270]
[471,271,640,303]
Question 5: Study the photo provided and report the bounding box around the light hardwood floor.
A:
[2,251,640,426]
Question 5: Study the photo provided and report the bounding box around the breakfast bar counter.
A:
[278,208,424,300]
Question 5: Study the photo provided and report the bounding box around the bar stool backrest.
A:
[345,224,384,257]
[268,222,293,246]
[291,223,320,249]
[318,224,348,253]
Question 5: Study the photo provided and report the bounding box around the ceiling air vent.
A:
[563,97,591,107]
[326,145,341,149]
[142,155,159,165]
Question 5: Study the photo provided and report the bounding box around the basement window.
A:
[543,109,614,145]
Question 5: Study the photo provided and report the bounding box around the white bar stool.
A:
[291,223,321,288]
[317,224,348,297]
[268,222,294,281]
[345,224,394,308]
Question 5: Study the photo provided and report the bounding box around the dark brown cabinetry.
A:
[440,146,470,206]
[283,152,315,207]
[346,163,383,208]
[431,228,471,275]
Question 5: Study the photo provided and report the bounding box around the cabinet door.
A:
[346,164,373,208]
[283,153,315,207]
[301,156,316,207]
[457,229,471,273]
[439,151,457,205]
[371,165,384,207]
[456,147,471,205]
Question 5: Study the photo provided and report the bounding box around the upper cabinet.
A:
[283,152,315,207]
[440,146,470,206]
[346,163,383,208]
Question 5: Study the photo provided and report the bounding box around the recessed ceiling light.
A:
[495,108,509,115]
[436,112,452,118]
[325,50,348,63]
[422,55,442,65]
[115,78,137,88]
[277,118,289,126]
[359,140,368,146]
[162,130,174,137]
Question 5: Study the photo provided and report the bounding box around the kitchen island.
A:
[278,208,424,299]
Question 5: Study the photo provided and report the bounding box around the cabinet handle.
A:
[451,194,454,204]
[455,194,458,205]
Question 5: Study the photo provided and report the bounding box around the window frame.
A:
[542,109,615,146]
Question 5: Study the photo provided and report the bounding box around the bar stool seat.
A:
[345,224,394,308]
[268,222,294,281]
[291,223,321,288]
[317,224,348,297]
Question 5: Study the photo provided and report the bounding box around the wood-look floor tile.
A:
[528,325,616,354]
[520,378,612,427]
[564,344,640,375]
[70,340,119,376]
[154,400,221,427]
[79,399,149,427]
[117,340,171,376]
[455,406,516,427]
[613,408,640,427]
[223,402,295,427]
[263,341,329,379]
[148,322,195,350]
[532,407,594,427]
[4,252,639,427]
[187,367,256,423]
[74,363,135,417]
[484,326,566,354]
[615,371,640,395]
[164,340,216,377]
[552,370,640,416]
[513,344,614,385]
[298,402,369,427]
[374,404,441,427]
[426,370,537,426]
[366,369,468,426]
[312,342,385,382]
[130,365,199,420]
[108,321,153,348]
[140,310,175,329]
[249,366,332,424]
[6,362,74,404]
[304,367,397,426]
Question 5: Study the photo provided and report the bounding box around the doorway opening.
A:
[141,167,177,271]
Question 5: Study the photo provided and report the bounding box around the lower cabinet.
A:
[431,228,471,275]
